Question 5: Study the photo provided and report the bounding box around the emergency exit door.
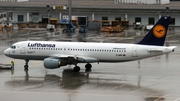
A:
[132,46,138,57]
[20,43,26,54]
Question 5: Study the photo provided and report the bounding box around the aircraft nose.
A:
[4,48,9,56]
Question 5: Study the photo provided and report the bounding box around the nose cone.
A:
[4,48,9,56]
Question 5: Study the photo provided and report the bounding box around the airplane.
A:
[4,16,177,72]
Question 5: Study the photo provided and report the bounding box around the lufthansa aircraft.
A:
[4,16,176,72]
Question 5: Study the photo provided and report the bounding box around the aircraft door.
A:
[132,46,138,57]
[20,43,26,54]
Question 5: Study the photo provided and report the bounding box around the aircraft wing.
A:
[76,56,99,63]
[50,54,75,58]
[49,54,99,63]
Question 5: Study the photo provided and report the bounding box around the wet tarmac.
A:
[0,27,180,101]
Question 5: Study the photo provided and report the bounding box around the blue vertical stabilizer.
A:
[137,16,171,46]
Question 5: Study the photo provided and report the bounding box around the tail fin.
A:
[137,16,171,46]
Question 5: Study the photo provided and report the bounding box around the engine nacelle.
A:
[44,58,61,69]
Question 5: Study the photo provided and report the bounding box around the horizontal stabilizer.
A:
[148,46,177,52]
[147,49,163,52]
[168,46,177,52]
[168,46,177,49]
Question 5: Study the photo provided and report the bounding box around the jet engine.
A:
[44,58,61,69]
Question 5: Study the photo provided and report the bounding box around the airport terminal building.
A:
[0,0,180,26]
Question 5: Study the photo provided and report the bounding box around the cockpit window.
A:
[11,46,16,49]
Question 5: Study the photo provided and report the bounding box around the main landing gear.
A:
[73,63,92,72]
[73,66,80,72]
[24,60,29,71]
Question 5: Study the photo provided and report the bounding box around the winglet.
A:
[137,16,171,46]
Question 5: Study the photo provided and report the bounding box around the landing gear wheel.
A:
[73,66,80,72]
[85,63,92,70]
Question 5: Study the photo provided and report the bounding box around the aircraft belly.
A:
[6,54,47,60]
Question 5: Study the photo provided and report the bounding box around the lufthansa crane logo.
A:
[153,24,166,38]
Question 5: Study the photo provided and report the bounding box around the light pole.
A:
[47,5,50,24]
[68,0,72,22]
[166,6,169,16]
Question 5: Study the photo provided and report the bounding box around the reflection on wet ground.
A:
[5,68,165,100]
[0,27,180,101]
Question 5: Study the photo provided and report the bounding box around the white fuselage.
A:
[4,41,174,63]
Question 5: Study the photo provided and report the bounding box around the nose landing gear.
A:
[24,60,29,71]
